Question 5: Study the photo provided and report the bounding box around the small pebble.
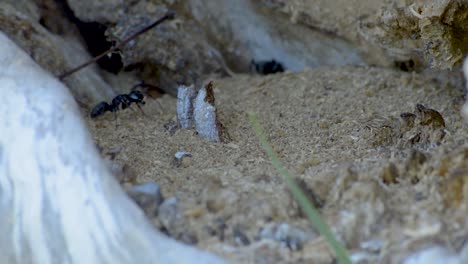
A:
[164,119,179,135]
[204,188,239,213]
[172,151,192,168]
[403,246,461,264]
[381,162,399,184]
[258,223,311,251]
[127,181,163,217]
[360,239,384,253]
[178,232,199,245]
[175,151,191,159]
[158,197,185,235]
[233,227,250,246]
[215,218,227,241]
[184,207,205,218]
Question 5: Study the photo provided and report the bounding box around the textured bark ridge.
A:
[0,31,226,264]
[177,81,228,143]
[463,57,468,123]
[177,84,197,129]
[194,82,223,143]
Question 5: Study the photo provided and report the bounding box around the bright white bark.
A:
[0,31,226,264]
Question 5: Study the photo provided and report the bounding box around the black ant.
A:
[90,90,146,119]
[250,59,285,75]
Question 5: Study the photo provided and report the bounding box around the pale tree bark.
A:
[463,57,468,123]
[0,31,227,264]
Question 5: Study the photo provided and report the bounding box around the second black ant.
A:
[250,59,285,75]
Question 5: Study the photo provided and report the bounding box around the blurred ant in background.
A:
[250,59,285,75]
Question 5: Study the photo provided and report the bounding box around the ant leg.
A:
[150,99,163,114]
[131,81,146,91]
[127,105,138,113]
[113,111,121,128]
[136,103,147,116]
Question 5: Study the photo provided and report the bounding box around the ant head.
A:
[128,91,145,102]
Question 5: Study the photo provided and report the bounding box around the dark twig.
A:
[58,11,175,80]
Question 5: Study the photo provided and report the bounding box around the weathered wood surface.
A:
[0,31,226,264]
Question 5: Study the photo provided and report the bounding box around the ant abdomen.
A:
[90,102,111,118]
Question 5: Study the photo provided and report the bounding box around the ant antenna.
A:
[130,81,147,91]
[58,11,175,80]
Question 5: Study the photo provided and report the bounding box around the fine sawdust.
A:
[86,66,467,263]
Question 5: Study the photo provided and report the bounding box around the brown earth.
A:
[1,0,467,262]
[87,66,467,263]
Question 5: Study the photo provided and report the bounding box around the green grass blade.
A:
[248,112,352,264]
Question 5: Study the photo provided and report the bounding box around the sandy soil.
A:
[2,0,465,262]
[86,66,467,263]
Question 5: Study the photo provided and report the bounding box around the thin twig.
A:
[58,11,175,80]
